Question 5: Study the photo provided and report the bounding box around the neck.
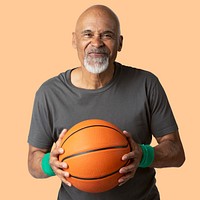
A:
[71,64,115,90]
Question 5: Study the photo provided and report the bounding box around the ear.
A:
[72,32,77,49]
[118,35,123,52]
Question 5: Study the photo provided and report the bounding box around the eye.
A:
[82,31,93,38]
[84,33,92,38]
[101,32,115,39]
[103,34,112,38]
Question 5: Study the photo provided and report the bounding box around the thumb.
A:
[56,129,67,148]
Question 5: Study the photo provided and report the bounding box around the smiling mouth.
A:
[88,52,107,57]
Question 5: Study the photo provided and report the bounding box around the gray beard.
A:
[83,55,109,74]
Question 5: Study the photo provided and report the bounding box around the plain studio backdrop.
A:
[0,0,199,199]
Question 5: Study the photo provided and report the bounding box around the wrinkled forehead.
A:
[75,6,120,34]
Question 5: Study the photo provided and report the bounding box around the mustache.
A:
[86,48,109,54]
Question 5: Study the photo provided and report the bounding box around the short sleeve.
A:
[28,88,54,149]
[149,77,178,137]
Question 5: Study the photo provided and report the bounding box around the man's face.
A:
[72,11,123,73]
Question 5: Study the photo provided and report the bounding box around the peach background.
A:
[1,0,199,199]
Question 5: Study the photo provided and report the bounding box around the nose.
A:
[91,36,104,48]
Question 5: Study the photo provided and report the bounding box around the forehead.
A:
[75,10,119,33]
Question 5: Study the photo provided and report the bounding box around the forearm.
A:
[150,132,185,168]
[28,149,49,179]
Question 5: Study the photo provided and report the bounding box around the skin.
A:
[71,5,123,89]
[28,5,185,188]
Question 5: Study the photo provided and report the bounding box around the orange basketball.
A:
[59,119,131,193]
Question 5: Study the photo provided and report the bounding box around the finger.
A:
[123,130,137,147]
[56,129,68,147]
[56,169,72,187]
[51,147,64,157]
[119,163,136,174]
[123,130,131,138]
[123,130,134,141]
[123,130,136,144]
[118,172,135,186]
[122,151,135,161]
[60,129,67,139]
[51,159,68,170]
[50,160,72,187]
[61,177,72,187]
[122,152,142,170]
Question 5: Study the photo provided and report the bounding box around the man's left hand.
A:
[118,130,143,186]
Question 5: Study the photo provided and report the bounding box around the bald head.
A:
[72,5,123,73]
[75,5,121,35]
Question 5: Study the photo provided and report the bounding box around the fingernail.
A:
[123,130,128,134]
[118,179,123,183]
[62,163,67,168]
[59,148,64,153]
[118,179,124,186]
[64,172,69,177]
[68,182,71,187]
[122,155,127,160]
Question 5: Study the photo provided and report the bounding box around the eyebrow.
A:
[81,30,93,35]
[101,30,115,35]
[81,30,115,36]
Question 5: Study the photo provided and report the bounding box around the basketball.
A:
[59,119,131,193]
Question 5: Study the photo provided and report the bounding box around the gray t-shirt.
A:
[28,62,178,200]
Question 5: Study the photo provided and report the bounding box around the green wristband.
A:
[139,144,154,168]
[41,153,55,176]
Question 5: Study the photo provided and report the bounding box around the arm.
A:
[151,131,185,168]
[28,145,49,178]
[28,129,72,186]
[118,130,185,185]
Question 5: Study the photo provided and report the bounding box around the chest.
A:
[48,86,152,144]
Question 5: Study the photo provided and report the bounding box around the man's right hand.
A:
[50,129,72,187]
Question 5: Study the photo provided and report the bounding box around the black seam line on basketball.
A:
[61,124,123,148]
[69,161,129,180]
[61,144,129,162]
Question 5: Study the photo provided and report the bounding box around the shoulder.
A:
[36,70,70,96]
[117,62,159,85]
